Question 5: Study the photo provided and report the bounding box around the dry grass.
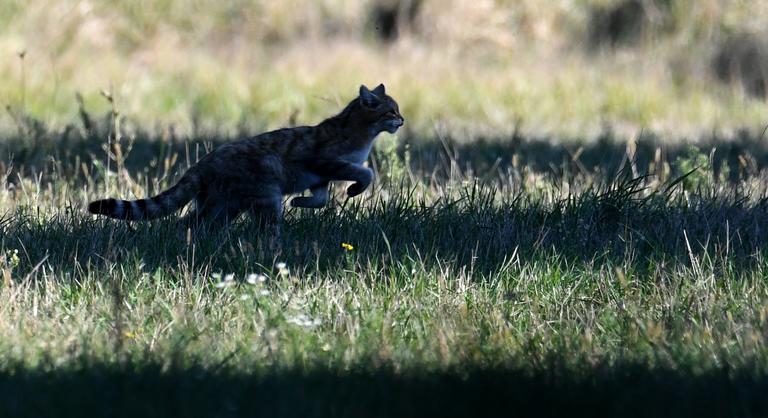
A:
[1,124,768,416]
[1,0,768,139]
[2,2,768,415]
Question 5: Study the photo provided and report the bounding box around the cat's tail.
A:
[88,172,202,221]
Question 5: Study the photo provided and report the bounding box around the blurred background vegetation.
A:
[1,0,767,141]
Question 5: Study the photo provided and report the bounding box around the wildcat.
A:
[88,83,403,228]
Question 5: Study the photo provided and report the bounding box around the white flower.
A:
[276,262,289,277]
[247,274,267,285]
[240,294,250,300]
[214,281,234,289]
[213,272,235,288]
[286,313,321,328]
[258,289,271,297]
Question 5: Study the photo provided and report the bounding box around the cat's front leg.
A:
[291,183,330,208]
[307,160,374,198]
[344,166,373,197]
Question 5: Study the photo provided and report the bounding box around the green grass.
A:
[3,2,768,414]
[3,0,768,138]
[1,117,768,416]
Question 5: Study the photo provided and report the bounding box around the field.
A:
[3,1,768,417]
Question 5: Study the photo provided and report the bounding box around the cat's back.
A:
[244,126,319,156]
[205,126,314,161]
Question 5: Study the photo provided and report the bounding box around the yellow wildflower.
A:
[341,243,354,251]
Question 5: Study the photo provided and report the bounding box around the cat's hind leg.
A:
[249,197,283,228]
[246,190,284,249]
[180,195,243,233]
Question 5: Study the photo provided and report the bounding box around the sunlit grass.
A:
[0,113,766,415]
[2,0,768,139]
[0,123,767,373]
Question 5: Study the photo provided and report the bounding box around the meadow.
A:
[3,1,768,416]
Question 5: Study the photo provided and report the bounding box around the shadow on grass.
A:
[3,117,768,183]
[4,119,768,275]
[1,363,766,418]
[6,181,768,277]
[404,128,768,182]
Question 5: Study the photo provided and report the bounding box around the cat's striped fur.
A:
[88,84,403,228]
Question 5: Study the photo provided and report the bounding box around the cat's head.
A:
[358,84,404,134]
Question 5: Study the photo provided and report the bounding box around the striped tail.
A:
[88,174,201,221]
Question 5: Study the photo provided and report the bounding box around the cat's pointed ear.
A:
[372,83,386,96]
[359,85,381,108]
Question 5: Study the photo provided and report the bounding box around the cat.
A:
[88,83,404,228]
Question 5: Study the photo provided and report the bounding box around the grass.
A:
[0,116,768,415]
[3,1,768,415]
[2,0,768,138]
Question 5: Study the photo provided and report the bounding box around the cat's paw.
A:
[290,196,310,208]
[290,196,325,208]
[346,182,369,197]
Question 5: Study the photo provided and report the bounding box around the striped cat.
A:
[88,84,404,227]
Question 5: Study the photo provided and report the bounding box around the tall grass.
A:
[0,121,768,415]
[1,0,768,138]
[2,2,768,415]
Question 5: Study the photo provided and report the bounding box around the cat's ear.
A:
[372,83,386,96]
[359,85,381,108]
